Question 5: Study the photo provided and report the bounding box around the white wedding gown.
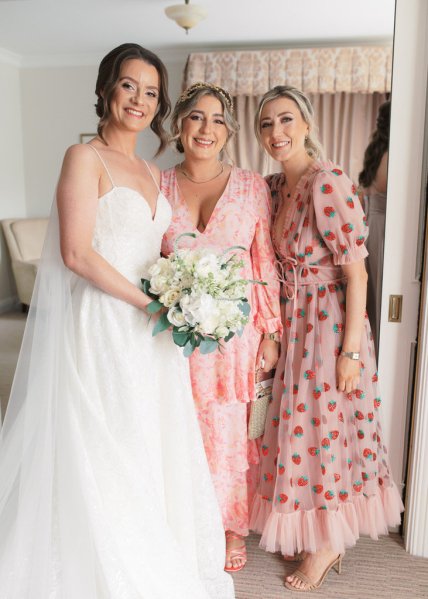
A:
[0,150,234,599]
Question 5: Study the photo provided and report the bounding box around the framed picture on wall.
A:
[79,133,96,144]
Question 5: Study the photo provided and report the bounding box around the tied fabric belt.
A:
[275,256,344,304]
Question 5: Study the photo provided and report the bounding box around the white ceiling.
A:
[0,0,395,66]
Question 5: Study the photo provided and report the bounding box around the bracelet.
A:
[340,351,360,360]
[263,331,281,343]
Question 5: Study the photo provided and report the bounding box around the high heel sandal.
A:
[224,531,247,573]
[284,554,343,592]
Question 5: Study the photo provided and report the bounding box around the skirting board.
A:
[0,296,19,314]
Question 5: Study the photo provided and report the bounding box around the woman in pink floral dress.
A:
[249,86,404,591]
[161,83,282,572]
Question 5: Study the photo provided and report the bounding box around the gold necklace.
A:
[179,162,224,184]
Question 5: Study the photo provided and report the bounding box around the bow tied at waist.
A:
[275,256,298,301]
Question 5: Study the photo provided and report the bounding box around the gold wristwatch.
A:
[264,331,281,343]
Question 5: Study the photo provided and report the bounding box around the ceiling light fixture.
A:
[164,0,207,34]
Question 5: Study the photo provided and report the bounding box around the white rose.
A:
[148,257,171,277]
[180,293,216,327]
[215,325,230,339]
[150,274,169,295]
[194,254,220,279]
[161,288,181,307]
[167,307,187,327]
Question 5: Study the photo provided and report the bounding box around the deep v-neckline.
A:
[99,186,161,222]
[174,167,234,234]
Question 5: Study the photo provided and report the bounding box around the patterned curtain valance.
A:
[183,46,392,95]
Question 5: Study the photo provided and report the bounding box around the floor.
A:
[1,309,428,599]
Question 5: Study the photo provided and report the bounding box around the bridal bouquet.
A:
[142,233,262,356]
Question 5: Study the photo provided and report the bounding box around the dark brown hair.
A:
[95,43,171,156]
[358,100,391,188]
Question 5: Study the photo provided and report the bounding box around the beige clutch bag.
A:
[248,370,274,440]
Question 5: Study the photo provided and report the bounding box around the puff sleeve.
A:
[313,166,369,266]
[250,174,283,335]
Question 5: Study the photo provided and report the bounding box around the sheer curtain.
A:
[184,47,392,181]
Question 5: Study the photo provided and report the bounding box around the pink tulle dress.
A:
[161,166,282,535]
[250,160,404,555]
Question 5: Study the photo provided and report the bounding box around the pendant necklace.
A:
[179,162,224,184]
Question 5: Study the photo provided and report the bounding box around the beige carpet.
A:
[1,310,428,599]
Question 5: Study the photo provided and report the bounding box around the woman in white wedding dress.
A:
[0,43,234,599]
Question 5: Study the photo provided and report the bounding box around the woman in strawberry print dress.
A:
[249,86,404,592]
[161,83,282,572]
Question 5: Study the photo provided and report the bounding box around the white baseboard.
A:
[0,296,19,314]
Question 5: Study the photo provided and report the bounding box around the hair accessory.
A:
[178,82,233,111]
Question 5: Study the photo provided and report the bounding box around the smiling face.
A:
[259,96,309,165]
[180,94,228,161]
[107,58,160,133]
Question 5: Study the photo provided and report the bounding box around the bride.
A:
[0,43,234,599]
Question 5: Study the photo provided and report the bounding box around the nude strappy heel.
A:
[224,531,247,573]
[284,554,343,592]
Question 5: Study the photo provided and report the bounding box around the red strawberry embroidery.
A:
[285,317,293,328]
[291,452,301,465]
[372,372,378,382]
[303,216,309,227]
[363,448,373,460]
[278,463,285,474]
[263,472,273,482]
[338,411,344,422]
[354,410,364,421]
[301,268,309,278]
[321,463,326,475]
[329,430,339,440]
[318,285,326,298]
[324,490,335,500]
[324,230,336,241]
[297,403,308,413]
[324,382,331,392]
[297,201,304,212]
[341,223,354,234]
[306,323,314,333]
[262,444,269,456]
[313,386,322,400]
[334,473,341,482]
[312,484,323,494]
[318,310,328,321]
[272,416,280,427]
[297,476,309,487]
[311,417,321,427]
[357,429,365,439]
[296,308,306,318]
[321,438,330,450]
[296,253,305,264]
[282,408,292,420]
[356,235,365,246]
[332,168,343,176]
[362,472,369,481]
[344,438,348,448]
[352,184,357,195]
[339,244,349,255]
[303,347,309,358]
[328,400,337,412]
[277,493,288,504]
[321,183,333,194]
[304,369,316,380]
[294,499,300,511]
[328,283,338,293]
[367,412,374,422]
[355,389,365,399]
[324,206,336,217]
[294,425,304,438]
[339,490,349,501]
[306,292,313,303]
[374,397,381,408]
[305,245,313,256]
[333,323,344,333]
[293,384,299,395]
[353,480,363,492]
[308,446,320,456]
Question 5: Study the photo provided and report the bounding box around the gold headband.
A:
[178,82,233,112]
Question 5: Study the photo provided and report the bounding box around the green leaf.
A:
[224,331,235,342]
[172,329,190,347]
[183,340,195,357]
[238,301,251,316]
[152,313,170,336]
[147,300,163,314]
[141,278,157,298]
[199,337,219,354]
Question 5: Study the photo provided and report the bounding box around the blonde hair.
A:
[254,85,324,159]
[170,82,239,153]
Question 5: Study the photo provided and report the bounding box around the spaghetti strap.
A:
[143,160,161,193]
[87,144,115,188]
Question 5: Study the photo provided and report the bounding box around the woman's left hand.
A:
[336,355,361,393]
[256,339,279,372]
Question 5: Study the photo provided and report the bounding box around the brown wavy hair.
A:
[94,43,171,156]
[358,101,391,188]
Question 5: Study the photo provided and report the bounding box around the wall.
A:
[0,58,27,310]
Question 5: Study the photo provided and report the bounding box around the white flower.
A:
[150,274,169,295]
[160,288,181,307]
[194,254,221,279]
[215,325,230,339]
[148,257,171,277]
[167,307,187,327]
[180,293,216,328]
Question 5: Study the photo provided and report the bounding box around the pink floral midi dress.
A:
[250,160,404,555]
[161,166,281,535]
